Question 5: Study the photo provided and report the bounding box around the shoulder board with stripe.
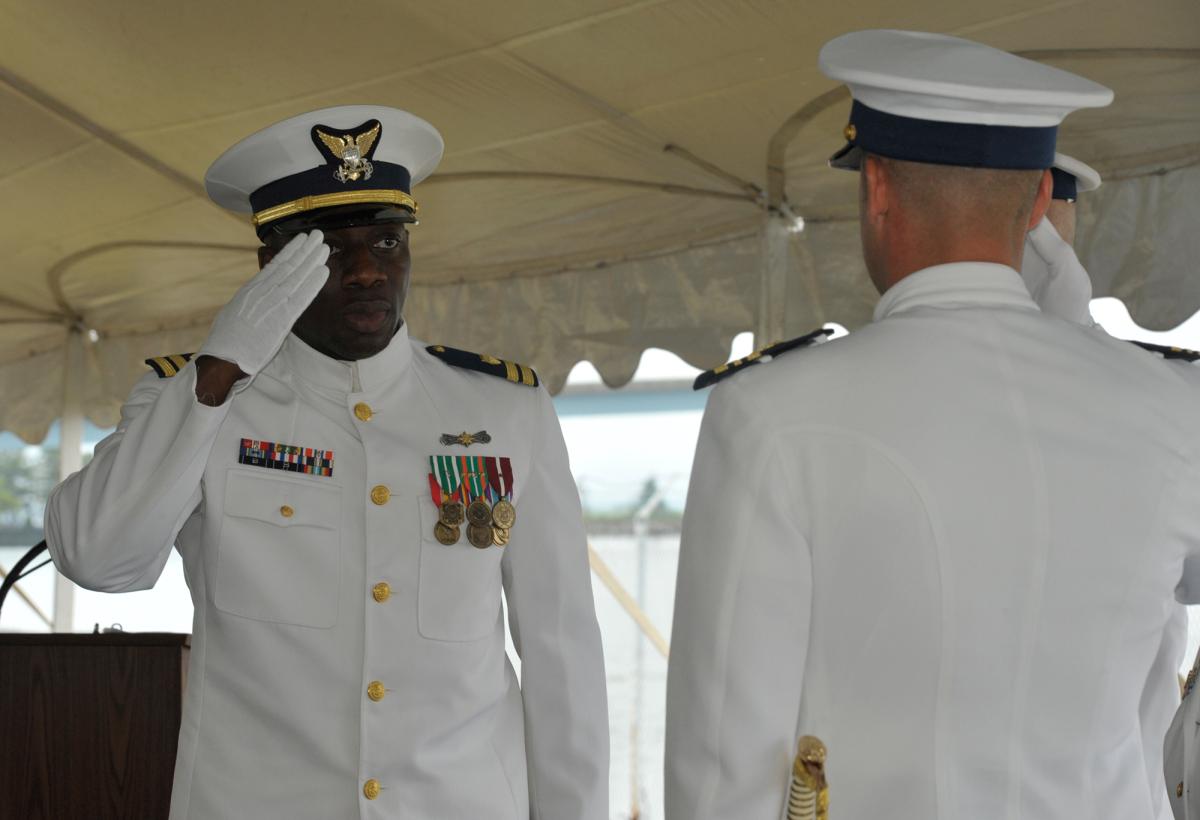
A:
[144,353,195,378]
[693,327,833,390]
[426,345,540,387]
[1129,340,1200,363]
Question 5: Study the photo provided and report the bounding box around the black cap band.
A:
[836,100,1058,170]
[249,161,413,216]
[1050,167,1078,201]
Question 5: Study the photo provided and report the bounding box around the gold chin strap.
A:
[252,190,418,227]
[787,736,829,820]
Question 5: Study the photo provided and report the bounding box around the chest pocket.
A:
[417,499,504,642]
[214,469,343,628]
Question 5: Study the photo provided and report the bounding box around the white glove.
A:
[1020,218,1096,327]
[198,231,330,376]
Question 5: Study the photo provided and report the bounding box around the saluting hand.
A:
[1024,219,1095,328]
[198,230,330,379]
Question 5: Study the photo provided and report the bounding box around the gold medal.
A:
[439,500,465,527]
[491,498,516,529]
[434,520,460,545]
[492,526,510,547]
[467,497,493,527]
[467,523,494,549]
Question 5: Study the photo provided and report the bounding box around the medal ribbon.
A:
[427,472,443,507]
[433,455,463,502]
[485,457,502,496]
[458,455,485,502]
[501,457,514,496]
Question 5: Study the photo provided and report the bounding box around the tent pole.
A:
[52,328,85,632]
[755,211,790,349]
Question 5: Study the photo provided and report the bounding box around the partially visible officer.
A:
[1169,646,1200,818]
[45,106,609,820]
[1018,153,1191,820]
[665,30,1200,820]
[1020,153,1103,326]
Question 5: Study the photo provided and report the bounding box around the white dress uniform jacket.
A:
[665,263,1200,820]
[46,325,609,820]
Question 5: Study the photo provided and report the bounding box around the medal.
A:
[439,500,465,526]
[467,497,493,527]
[467,523,494,549]
[492,526,510,547]
[485,456,517,530]
[491,498,516,530]
[435,521,461,545]
[427,464,464,545]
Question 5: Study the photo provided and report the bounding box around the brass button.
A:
[1179,782,1185,798]
[372,582,391,603]
[353,402,373,422]
[363,778,381,800]
[367,680,386,702]
[279,505,294,518]
[370,485,390,505]
[844,122,857,142]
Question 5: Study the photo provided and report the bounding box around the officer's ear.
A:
[861,154,890,222]
[257,245,276,271]
[1027,169,1054,230]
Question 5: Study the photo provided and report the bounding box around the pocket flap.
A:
[224,470,340,530]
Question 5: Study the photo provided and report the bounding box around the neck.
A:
[880,225,1024,292]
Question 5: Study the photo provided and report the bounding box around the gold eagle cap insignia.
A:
[315,122,380,183]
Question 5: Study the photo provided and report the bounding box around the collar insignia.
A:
[440,431,492,447]
[312,120,381,184]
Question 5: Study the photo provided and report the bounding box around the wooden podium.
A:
[0,632,189,820]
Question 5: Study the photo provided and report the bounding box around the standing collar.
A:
[873,262,1039,322]
[281,322,413,392]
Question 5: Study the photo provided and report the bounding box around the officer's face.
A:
[260,222,412,361]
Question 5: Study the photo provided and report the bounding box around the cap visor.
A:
[828,143,864,171]
[258,203,417,239]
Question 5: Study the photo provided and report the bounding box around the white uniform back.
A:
[665,263,1200,819]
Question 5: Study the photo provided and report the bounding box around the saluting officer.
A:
[45,106,609,820]
[1018,153,1192,820]
[664,30,1200,820]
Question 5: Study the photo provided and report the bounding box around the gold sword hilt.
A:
[786,735,829,820]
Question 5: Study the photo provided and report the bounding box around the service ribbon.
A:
[458,455,485,502]
[500,456,514,497]
[432,455,463,502]
[485,456,502,496]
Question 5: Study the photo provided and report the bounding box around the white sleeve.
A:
[665,382,812,820]
[44,365,232,592]
[501,386,609,820]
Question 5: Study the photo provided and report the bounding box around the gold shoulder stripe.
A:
[693,328,833,390]
[144,352,195,378]
[426,345,540,387]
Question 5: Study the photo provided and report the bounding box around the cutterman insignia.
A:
[693,328,833,390]
[426,345,540,387]
[144,352,195,378]
[440,431,492,447]
[1130,340,1200,363]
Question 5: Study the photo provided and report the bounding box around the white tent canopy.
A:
[0,0,1197,443]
